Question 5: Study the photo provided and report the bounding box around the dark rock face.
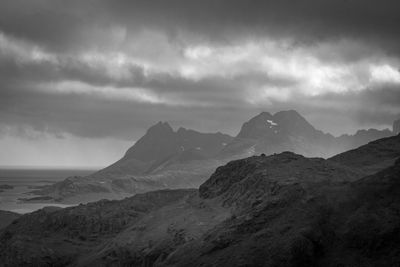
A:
[393,119,400,134]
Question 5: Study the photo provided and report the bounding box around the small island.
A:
[0,184,14,190]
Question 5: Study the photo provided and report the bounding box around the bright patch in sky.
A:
[0,31,56,63]
[370,65,400,84]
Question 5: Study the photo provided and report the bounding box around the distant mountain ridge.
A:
[29,110,396,202]
[329,133,400,175]
[92,122,233,179]
[221,110,393,159]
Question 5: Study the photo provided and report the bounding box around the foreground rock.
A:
[165,156,400,267]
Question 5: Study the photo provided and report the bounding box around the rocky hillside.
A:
[3,132,400,266]
[329,133,400,175]
[0,189,199,266]
[163,155,400,267]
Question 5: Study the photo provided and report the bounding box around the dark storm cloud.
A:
[0,1,110,52]
[0,51,295,139]
[1,0,400,54]
[0,82,250,140]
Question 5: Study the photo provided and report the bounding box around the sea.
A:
[0,168,95,214]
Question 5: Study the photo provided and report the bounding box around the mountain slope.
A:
[164,156,400,267]
[93,122,233,179]
[0,189,198,266]
[329,134,400,175]
[221,110,337,158]
[29,124,233,202]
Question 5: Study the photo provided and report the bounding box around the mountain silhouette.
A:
[221,110,392,159]
[91,122,233,179]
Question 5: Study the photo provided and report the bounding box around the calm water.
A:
[0,168,95,214]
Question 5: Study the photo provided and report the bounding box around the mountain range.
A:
[1,133,400,266]
[28,110,395,203]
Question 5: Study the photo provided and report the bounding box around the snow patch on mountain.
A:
[266,119,278,128]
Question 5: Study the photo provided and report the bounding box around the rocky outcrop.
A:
[200,152,362,207]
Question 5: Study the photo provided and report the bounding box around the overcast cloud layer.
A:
[1,0,400,167]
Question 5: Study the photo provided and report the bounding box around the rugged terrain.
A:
[1,134,400,266]
[29,111,394,203]
[164,153,400,267]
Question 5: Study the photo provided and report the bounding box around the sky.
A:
[1,0,400,167]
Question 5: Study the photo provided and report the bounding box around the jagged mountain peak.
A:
[256,111,274,118]
[146,121,174,134]
[176,126,187,133]
[273,110,314,128]
[236,112,276,139]
[236,110,315,139]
